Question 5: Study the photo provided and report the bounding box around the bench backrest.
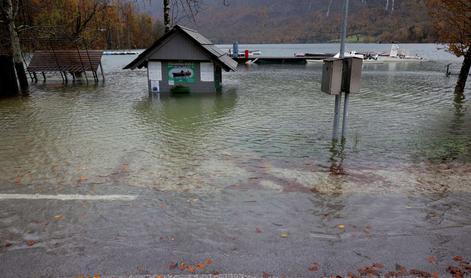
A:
[27,50,103,72]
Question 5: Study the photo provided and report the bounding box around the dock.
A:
[233,54,335,65]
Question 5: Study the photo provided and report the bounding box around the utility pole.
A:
[332,0,349,141]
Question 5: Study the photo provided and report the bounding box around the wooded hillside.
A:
[144,0,436,43]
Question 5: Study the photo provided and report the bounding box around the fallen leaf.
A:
[410,269,432,277]
[4,241,12,248]
[447,266,464,278]
[78,176,87,183]
[93,275,101,278]
[155,276,164,278]
[195,263,205,270]
[453,256,464,262]
[262,272,271,278]
[460,262,471,272]
[280,231,289,238]
[204,258,213,265]
[186,265,195,273]
[427,256,437,264]
[347,272,359,278]
[178,262,186,271]
[256,227,262,233]
[26,240,37,246]
[53,215,64,221]
[372,263,384,269]
[396,264,407,274]
[15,176,21,185]
[169,262,178,270]
[308,262,320,272]
[432,272,439,278]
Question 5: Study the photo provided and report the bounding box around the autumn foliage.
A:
[425,0,471,93]
[425,0,471,57]
[19,0,164,49]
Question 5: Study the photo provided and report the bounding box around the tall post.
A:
[333,0,349,141]
[340,0,350,140]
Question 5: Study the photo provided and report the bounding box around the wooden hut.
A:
[124,25,237,93]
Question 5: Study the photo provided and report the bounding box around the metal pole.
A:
[333,0,349,141]
[341,91,349,139]
[339,0,349,59]
[340,0,350,140]
[333,94,342,140]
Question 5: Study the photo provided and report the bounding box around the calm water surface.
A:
[0,44,470,276]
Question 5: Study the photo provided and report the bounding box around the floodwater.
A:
[0,44,470,277]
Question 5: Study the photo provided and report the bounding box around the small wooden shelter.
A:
[124,25,237,93]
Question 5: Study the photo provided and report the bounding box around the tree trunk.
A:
[1,0,29,95]
[0,55,20,97]
[455,47,471,94]
[10,23,29,94]
[163,0,170,33]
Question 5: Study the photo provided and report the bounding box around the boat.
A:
[228,49,262,57]
[103,50,140,55]
[305,45,424,64]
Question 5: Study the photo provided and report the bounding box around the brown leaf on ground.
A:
[4,240,12,248]
[168,262,178,270]
[178,262,186,271]
[15,176,21,185]
[347,272,359,278]
[453,256,464,262]
[211,271,220,275]
[204,258,213,265]
[460,262,471,272]
[262,272,272,278]
[447,266,464,278]
[432,272,439,278]
[427,256,438,264]
[195,263,205,270]
[256,227,262,233]
[308,262,320,272]
[358,264,381,276]
[26,240,37,246]
[409,269,432,277]
[372,263,384,269]
[186,265,195,273]
[396,264,407,274]
[155,275,164,278]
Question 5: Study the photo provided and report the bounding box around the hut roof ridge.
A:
[123,25,237,71]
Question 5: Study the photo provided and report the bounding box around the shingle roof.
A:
[123,25,237,72]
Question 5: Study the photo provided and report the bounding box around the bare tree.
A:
[163,0,200,33]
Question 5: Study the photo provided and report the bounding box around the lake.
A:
[0,44,470,276]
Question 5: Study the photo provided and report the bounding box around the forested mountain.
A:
[142,0,436,43]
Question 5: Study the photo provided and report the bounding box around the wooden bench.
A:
[27,50,104,82]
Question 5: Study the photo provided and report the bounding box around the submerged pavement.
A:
[1,162,471,277]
